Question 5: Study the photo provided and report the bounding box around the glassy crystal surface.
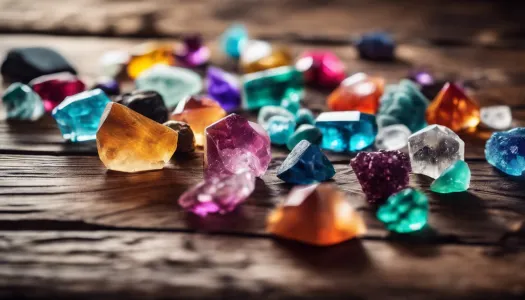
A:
[1,82,44,121]
[257,106,295,130]
[240,40,292,73]
[485,128,525,176]
[327,73,384,114]
[377,188,428,233]
[430,160,470,193]
[286,124,323,151]
[220,24,248,58]
[207,66,241,111]
[126,43,174,79]
[480,105,512,130]
[266,116,296,145]
[295,50,345,88]
[30,72,86,112]
[374,124,411,151]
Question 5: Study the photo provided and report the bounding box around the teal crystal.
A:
[295,108,315,127]
[242,66,304,110]
[221,24,248,58]
[430,160,470,193]
[277,140,335,184]
[286,124,322,151]
[377,79,429,132]
[52,89,110,142]
[135,64,202,107]
[315,111,377,152]
[1,82,44,121]
[281,96,300,114]
[257,105,295,130]
[485,128,525,176]
[377,188,429,233]
[266,116,296,145]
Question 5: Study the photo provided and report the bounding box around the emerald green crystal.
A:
[242,66,304,110]
[430,160,470,193]
[377,188,428,233]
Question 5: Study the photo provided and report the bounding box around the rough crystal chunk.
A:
[327,73,384,114]
[257,106,295,130]
[295,50,346,88]
[377,188,428,233]
[430,160,471,193]
[126,43,174,79]
[174,34,210,67]
[204,114,271,178]
[115,90,168,124]
[295,108,315,127]
[374,124,411,151]
[163,120,196,153]
[240,40,292,73]
[30,72,86,112]
[1,83,44,121]
[207,66,241,111]
[97,103,178,173]
[286,124,323,151]
[220,24,248,58]
[480,105,512,130]
[266,116,296,146]
[485,128,525,176]
[356,32,395,61]
[408,124,465,179]
[267,184,366,246]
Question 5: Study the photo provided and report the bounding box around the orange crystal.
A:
[126,43,175,79]
[240,41,292,73]
[171,96,227,146]
[426,82,480,132]
[327,73,385,113]
[267,183,366,246]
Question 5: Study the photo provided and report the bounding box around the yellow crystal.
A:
[126,43,175,79]
[240,41,292,73]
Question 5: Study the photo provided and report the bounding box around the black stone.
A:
[114,90,168,123]
[1,47,77,84]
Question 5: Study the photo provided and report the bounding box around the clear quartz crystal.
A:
[375,124,411,150]
[480,105,512,130]
[408,124,464,179]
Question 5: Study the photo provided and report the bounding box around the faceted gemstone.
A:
[295,108,315,127]
[135,65,202,107]
[480,105,512,130]
[277,140,335,184]
[350,150,411,203]
[286,124,323,151]
[377,188,429,234]
[92,77,120,96]
[220,24,248,58]
[327,73,384,114]
[178,170,255,216]
[485,128,525,176]
[315,111,377,152]
[408,69,434,87]
[295,51,346,88]
[30,72,86,112]
[171,96,227,146]
[240,40,292,73]
[1,47,77,83]
[242,66,304,110]
[266,116,296,145]
[96,102,178,173]
[267,183,366,246]
[174,34,210,67]
[430,160,470,193]
[52,89,111,142]
[126,43,174,79]
[207,66,241,111]
[163,120,196,153]
[204,114,271,178]
[377,79,429,132]
[257,106,295,130]
[356,32,396,61]
[426,82,480,132]
[1,83,44,121]
[99,50,129,78]
[281,96,300,114]
[408,124,465,179]
[115,90,168,124]
[374,124,412,151]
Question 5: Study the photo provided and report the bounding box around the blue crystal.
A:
[315,111,377,152]
[277,140,335,184]
[1,82,44,121]
[266,116,296,145]
[295,108,315,127]
[52,89,110,142]
[258,106,295,130]
[221,24,248,58]
[485,128,525,176]
[356,32,395,61]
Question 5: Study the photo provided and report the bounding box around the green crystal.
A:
[242,66,304,110]
[430,160,470,193]
[377,188,428,233]
[286,124,322,151]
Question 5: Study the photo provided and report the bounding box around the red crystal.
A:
[295,51,345,88]
[30,72,86,112]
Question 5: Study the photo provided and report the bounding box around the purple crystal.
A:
[350,150,411,203]
[178,170,255,216]
[175,34,210,67]
[207,66,241,111]
[92,77,120,96]
[409,69,434,86]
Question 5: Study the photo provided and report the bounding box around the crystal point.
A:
[430,160,471,193]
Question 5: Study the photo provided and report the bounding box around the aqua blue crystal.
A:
[1,82,44,121]
[277,140,335,184]
[221,24,248,58]
[485,128,525,176]
[295,108,315,127]
[281,96,300,114]
[266,116,296,145]
[315,111,377,152]
[286,124,322,151]
[52,89,110,142]
[257,106,295,129]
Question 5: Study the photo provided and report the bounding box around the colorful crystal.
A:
[115,90,168,124]
[126,43,174,79]
[92,77,120,96]
[485,128,525,176]
[408,69,434,87]
[430,160,470,193]
[30,72,86,112]
[207,66,241,111]
[240,40,292,73]
[286,124,323,151]
[356,32,395,61]
[1,83,44,121]
[163,120,196,153]
[281,96,300,114]
[327,73,384,114]
[377,188,428,234]
[295,108,315,127]
[174,34,210,67]
[257,106,295,130]
[374,124,411,151]
[295,50,346,87]
[480,105,512,130]
[220,24,248,58]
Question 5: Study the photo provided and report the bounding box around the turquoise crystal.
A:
[286,124,322,151]
[1,82,44,121]
[377,79,429,132]
[430,160,470,193]
[295,108,315,127]
[485,128,525,176]
[242,66,304,110]
[257,106,294,130]
[315,111,377,152]
[277,140,335,184]
[52,89,110,142]
[221,24,248,58]
[377,188,429,233]
[266,116,296,145]
[281,96,300,114]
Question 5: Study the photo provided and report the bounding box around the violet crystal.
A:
[175,34,210,67]
[207,66,241,111]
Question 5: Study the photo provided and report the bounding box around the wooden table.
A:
[0,1,524,299]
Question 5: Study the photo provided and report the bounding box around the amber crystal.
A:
[426,82,480,132]
[126,43,174,79]
[97,103,178,173]
[327,73,384,114]
[267,184,366,246]
[240,41,292,73]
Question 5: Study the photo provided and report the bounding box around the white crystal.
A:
[408,124,465,179]
[240,40,272,65]
[99,50,129,77]
[480,105,512,130]
[375,124,411,151]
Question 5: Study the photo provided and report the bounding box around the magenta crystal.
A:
[295,50,346,88]
[204,113,271,178]
[350,150,411,203]
[179,170,255,216]
[175,34,210,67]
[30,72,86,112]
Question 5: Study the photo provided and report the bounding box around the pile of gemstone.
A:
[1,25,523,247]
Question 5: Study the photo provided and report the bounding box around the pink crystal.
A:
[175,34,210,67]
[295,51,346,88]
[30,72,86,112]
[204,113,271,178]
[178,170,256,216]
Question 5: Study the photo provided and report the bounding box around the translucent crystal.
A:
[480,105,512,130]
[266,116,296,145]
[374,124,411,151]
[485,128,525,176]
[430,160,471,193]
[257,106,294,130]
[377,188,428,233]
[1,83,44,121]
